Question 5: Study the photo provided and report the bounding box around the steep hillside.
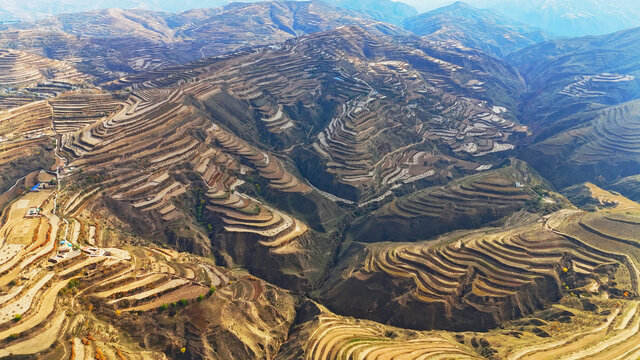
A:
[327,0,417,25]
[507,27,640,189]
[347,160,543,243]
[403,1,551,58]
[106,26,526,204]
[521,99,640,188]
[323,218,627,331]
[0,1,404,83]
[610,175,640,202]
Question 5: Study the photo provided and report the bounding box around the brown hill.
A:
[0,1,404,82]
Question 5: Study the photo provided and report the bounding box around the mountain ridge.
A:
[403,1,552,58]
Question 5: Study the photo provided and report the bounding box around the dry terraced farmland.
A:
[59,83,315,257]
[349,161,537,242]
[104,26,526,204]
[0,186,295,358]
[324,220,627,331]
[0,49,88,88]
[276,304,481,360]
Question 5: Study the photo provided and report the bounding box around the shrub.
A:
[8,333,18,341]
[159,303,169,311]
[197,295,204,302]
[67,279,80,289]
[178,298,188,307]
[13,314,21,322]
[208,286,216,296]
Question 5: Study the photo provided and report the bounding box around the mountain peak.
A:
[447,1,475,9]
[403,1,551,58]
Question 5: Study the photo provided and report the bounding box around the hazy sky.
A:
[401,0,459,12]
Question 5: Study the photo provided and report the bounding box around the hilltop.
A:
[403,1,551,58]
[0,1,404,82]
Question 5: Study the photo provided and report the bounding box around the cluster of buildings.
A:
[48,240,78,264]
[48,242,106,264]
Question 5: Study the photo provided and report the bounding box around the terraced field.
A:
[0,2,405,83]
[325,219,626,331]
[350,161,536,242]
[0,101,53,140]
[276,305,481,360]
[523,91,640,188]
[559,73,636,99]
[0,186,286,358]
[2,11,640,359]
[0,190,75,354]
[0,49,88,88]
[457,206,640,359]
[569,101,640,166]
[103,26,527,203]
[49,91,122,134]
[209,124,311,194]
[582,182,640,214]
[79,247,218,313]
[57,83,314,256]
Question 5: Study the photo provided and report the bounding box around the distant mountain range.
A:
[7,0,639,39]
[435,0,640,37]
[403,1,551,58]
[0,0,225,21]
[323,0,416,25]
[0,0,416,24]
[0,1,405,81]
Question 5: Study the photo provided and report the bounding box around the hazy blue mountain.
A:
[0,0,225,21]
[411,0,640,37]
[403,1,551,58]
[0,0,417,24]
[324,0,417,25]
[493,0,640,37]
